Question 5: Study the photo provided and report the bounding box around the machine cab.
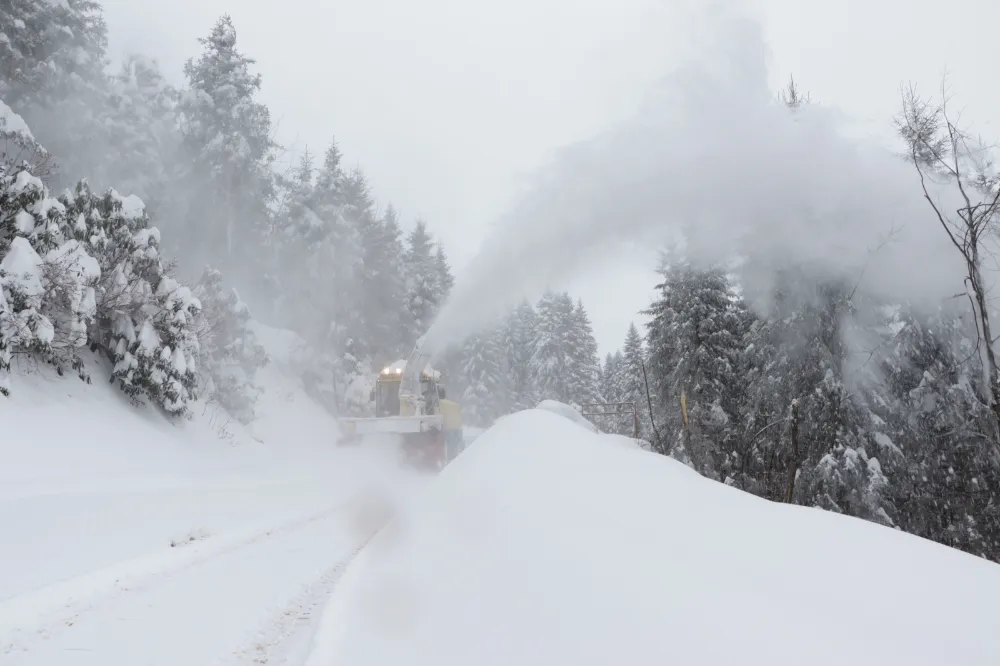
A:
[373,364,443,417]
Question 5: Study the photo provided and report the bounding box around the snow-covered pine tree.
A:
[461,326,505,427]
[880,303,1000,558]
[284,149,317,241]
[175,15,276,283]
[338,166,380,367]
[0,0,112,190]
[101,55,179,215]
[600,351,621,405]
[276,158,366,412]
[359,202,407,366]
[270,150,320,327]
[644,260,743,478]
[402,218,441,345]
[734,270,893,523]
[530,291,576,405]
[0,0,108,110]
[434,243,454,302]
[309,142,363,363]
[494,300,537,413]
[192,267,268,424]
[569,298,601,406]
[597,350,625,430]
[617,322,648,438]
[376,204,408,359]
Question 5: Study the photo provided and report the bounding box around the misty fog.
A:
[426,3,975,354]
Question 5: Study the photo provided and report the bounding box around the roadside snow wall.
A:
[308,408,1000,666]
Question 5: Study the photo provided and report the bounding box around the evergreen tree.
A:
[376,205,408,358]
[617,323,648,438]
[731,271,893,522]
[360,203,407,365]
[192,267,268,424]
[600,351,621,405]
[880,304,1000,556]
[1,0,111,190]
[569,299,601,406]
[175,15,276,282]
[461,327,505,427]
[434,243,455,301]
[504,300,539,411]
[531,291,577,405]
[645,261,743,477]
[403,218,441,344]
[0,0,108,110]
[103,55,180,215]
[309,141,363,359]
[270,150,320,333]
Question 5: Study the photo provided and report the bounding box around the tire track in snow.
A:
[211,528,380,666]
[0,503,351,657]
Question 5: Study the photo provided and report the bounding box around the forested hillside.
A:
[0,1,606,421]
[593,85,1000,565]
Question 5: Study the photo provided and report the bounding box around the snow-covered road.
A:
[1,496,377,666]
[0,332,423,666]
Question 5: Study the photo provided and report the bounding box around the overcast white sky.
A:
[100,0,1000,353]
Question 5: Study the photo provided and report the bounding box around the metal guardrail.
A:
[578,401,640,439]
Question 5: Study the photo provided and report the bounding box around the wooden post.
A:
[640,359,664,453]
[784,398,800,504]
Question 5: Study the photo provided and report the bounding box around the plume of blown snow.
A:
[424,0,967,355]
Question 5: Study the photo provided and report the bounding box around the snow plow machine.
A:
[337,343,463,471]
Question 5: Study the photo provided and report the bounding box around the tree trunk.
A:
[640,359,664,454]
[784,399,800,504]
[969,256,1000,433]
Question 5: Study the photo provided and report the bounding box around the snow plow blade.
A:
[338,414,447,471]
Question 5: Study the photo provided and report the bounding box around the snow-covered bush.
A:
[193,267,268,424]
[61,182,202,414]
[1,102,98,391]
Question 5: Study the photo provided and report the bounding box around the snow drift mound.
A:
[311,408,1000,666]
[534,398,598,432]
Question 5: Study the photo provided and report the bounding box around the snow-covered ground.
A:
[0,325,427,666]
[7,333,1000,666]
[311,407,1000,666]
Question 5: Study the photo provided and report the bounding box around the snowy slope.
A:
[311,407,1000,666]
[0,324,426,665]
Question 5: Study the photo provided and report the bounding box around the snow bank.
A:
[535,398,598,432]
[314,408,1000,666]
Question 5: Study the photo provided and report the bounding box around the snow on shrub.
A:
[1,98,258,417]
[192,266,268,424]
[62,182,202,414]
[1,113,99,389]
